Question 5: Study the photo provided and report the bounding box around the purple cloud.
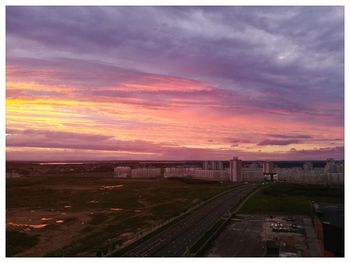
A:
[6,129,166,153]
[268,133,312,139]
[6,6,344,161]
[6,129,344,161]
[257,139,300,146]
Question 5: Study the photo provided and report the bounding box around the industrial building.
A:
[311,202,344,256]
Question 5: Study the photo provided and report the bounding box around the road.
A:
[116,183,257,257]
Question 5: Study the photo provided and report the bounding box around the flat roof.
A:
[313,202,344,228]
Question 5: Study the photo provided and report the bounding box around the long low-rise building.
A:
[276,168,344,186]
[114,157,264,182]
[164,167,198,178]
[193,169,230,181]
[131,168,162,178]
[113,158,344,185]
[114,167,162,178]
[113,167,132,178]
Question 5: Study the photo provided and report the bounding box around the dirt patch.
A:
[7,208,91,256]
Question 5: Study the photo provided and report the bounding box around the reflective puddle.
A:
[8,222,48,229]
[99,185,124,190]
[110,208,123,212]
[41,217,53,221]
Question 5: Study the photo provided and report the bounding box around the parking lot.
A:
[206,214,316,257]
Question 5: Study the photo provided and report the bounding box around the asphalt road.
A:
[118,183,257,257]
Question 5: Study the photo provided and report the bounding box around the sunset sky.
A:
[6,6,344,161]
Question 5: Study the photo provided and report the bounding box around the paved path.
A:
[303,217,322,256]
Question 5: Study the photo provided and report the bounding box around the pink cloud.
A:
[6,129,344,161]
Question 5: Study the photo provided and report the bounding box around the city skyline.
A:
[6,6,344,161]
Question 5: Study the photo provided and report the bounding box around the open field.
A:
[239,183,344,215]
[6,175,233,256]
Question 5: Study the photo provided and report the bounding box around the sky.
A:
[6,6,344,161]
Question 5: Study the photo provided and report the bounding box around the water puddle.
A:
[110,208,123,212]
[41,217,53,221]
[99,185,124,190]
[7,222,48,229]
[64,205,72,208]
[56,220,64,224]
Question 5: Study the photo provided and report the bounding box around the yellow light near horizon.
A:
[6,97,342,157]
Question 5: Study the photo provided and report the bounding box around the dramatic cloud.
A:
[257,139,300,146]
[6,6,344,160]
[268,134,313,139]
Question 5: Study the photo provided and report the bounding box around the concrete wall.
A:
[114,167,162,178]
[164,167,230,181]
[327,173,344,186]
[203,161,224,170]
[130,168,162,178]
[241,167,264,182]
[193,169,230,181]
[164,167,199,178]
[275,167,344,186]
[229,158,242,182]
[114,167,131,178]
[113,160,344,185]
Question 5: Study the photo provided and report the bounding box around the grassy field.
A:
[6,175,232,256]
[6,231,39,256]
[239,183,344,215]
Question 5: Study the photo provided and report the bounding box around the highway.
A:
[116,183,257,257]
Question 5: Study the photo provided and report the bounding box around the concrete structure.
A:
[263,161,277,181]
[113,158,344,184]
[193,169,229,181]
[275,160,344,186]
[164,167,198,178]
[276,167,325,184]
[203,161,224,170]
[131,168,162,178]
[229,157,242,182]
[303,162,313,170]
[263,161,273,174]
[326,173,344,186]
[113,167,131,178]
[114,167,162,178]
[311,202,344,256]
[241,163,264,182]
[164,167,230,181]
[114,157,266,182]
